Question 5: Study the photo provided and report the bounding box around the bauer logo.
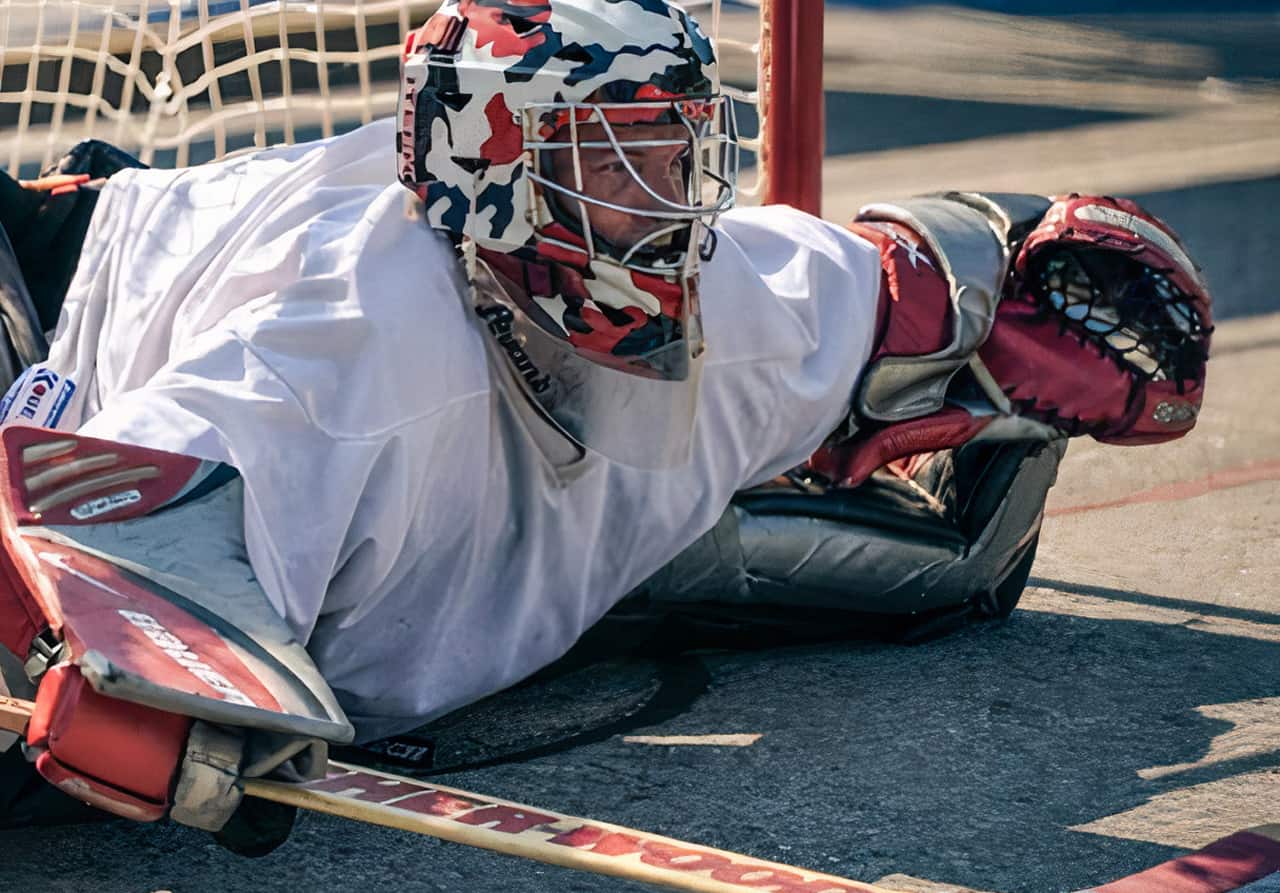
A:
[0,366,76,427]
[117,609,256,707]
[70,489,142,521]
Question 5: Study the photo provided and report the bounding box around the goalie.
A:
[0,0,1210,851]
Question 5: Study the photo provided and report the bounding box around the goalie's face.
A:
[526,99,734,275]
[548,122,692,252]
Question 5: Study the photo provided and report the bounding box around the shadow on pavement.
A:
[1133,176,1280,322]
[629,606,1280,892]
[1029,577,1280,626]
[821,93,1144,157]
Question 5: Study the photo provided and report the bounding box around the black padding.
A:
[623,436,1064,643]
[953,441,1043,541]
[0,745,110,829]
[733,475,967,548]
[973,533,1040,620]
[0,139,149,392]
[0,216,50,387]
[213,796,297,858]
[13,141,147,333]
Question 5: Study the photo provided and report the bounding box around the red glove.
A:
[25,663,192,822]
[979,194,1212,445]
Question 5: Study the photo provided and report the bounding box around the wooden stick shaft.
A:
[247,762,888,893]
[0,695,30,736]
[0,696,889,892]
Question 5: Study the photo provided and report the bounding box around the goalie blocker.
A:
[0,425,353,830]
[624,193,1211,637]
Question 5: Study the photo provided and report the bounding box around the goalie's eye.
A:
[592,157,629,175]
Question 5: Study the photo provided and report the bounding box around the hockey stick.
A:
[0,696,891,893]
[0,695,27,734]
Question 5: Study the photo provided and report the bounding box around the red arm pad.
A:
[809,407,992,488]
[26,663,191,822]
[808,219,988,488]
[808,193,1212,488]
[847,219,956,367]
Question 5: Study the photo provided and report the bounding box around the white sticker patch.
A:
[0,366,77,427]
[70,489,142,520]
[1073,204,1205,290]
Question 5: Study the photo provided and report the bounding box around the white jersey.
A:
[36,119,879,740]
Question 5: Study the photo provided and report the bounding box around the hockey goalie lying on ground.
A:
[0,0,1210,855]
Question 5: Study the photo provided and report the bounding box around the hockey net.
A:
[0,0,823,212]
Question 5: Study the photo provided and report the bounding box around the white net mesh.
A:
[0,0,774,198]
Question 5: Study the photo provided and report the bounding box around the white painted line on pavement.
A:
[622,734,763,747]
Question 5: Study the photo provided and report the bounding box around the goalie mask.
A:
[398,0,736,468]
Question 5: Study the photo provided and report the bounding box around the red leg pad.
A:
[810,407,993,489]
[27,663,191,821]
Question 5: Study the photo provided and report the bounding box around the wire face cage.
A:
[0,0,822,212]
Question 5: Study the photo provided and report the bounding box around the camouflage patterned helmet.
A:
[398,0,732,260]
[398,0,737,469]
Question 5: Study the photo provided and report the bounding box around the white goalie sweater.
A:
[34,119,879,741]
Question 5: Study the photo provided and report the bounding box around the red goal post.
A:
[759,0,824,215]
[0,0,824,215]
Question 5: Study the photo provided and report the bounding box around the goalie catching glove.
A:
[810,192,1212,487]
[980,194,1211,445]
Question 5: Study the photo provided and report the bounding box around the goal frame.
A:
[0,0,824,215]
